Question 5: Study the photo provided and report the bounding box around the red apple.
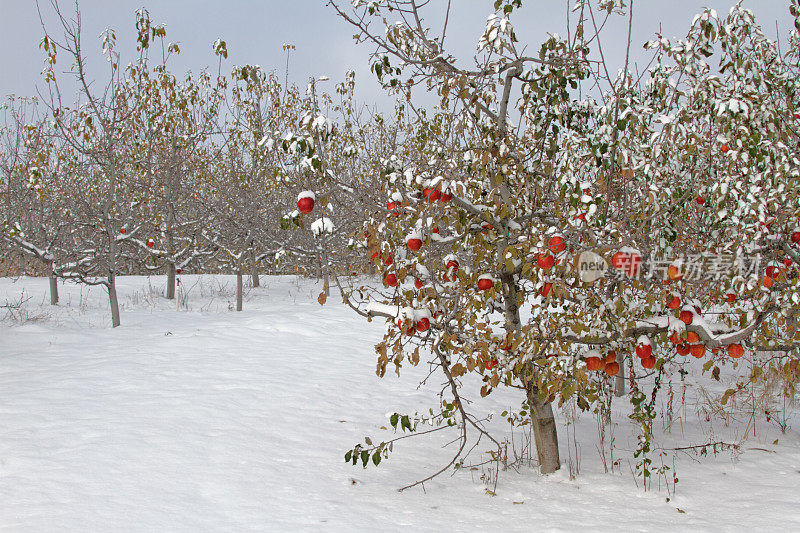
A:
[297,192,315,214]
[549,235,566,254]
[667,265,682,281]
[176,268,181,274]
[416,317,430,332]
[604,362,620,376]
[635,336,652,359]
[406,237,422,251]
[605,351,617,363]
[427,189,442,202]
[765,263,781,279]
[397,320,415,336]
[676,343,690,356]
[720,143,730,153]
[727,344,744,358]
[147,239,154,248]
[478,274,494,291]
[690,344,706,358]
[641,355,656,369]
[611,251,629,270]
[119,228,126,234]
[791,231,800,244]
[679,308,694,325]
[478,278,494,291]
[539,282,553,298]
[537,254,555,270]
[696,195,705,205]
[725,290,736,303]
[414,278,423,289]
[585,356,605,371]
[384,254,393,266]
[385,273,397,287]
[439,191,452,202]
[666,293,681,309]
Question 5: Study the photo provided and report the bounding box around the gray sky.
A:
[0,1,793,107]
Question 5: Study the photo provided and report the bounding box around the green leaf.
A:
[345,450,352,463]
[361,450,369,467]
[372,451,381,466]
[390,413,399,428]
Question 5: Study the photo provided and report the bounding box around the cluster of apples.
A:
[396,316,431,336]
[635,337,656,369]
[421,186,453,203]
[763,238,798,287]
[585,350,620,376]
[532,234,568,273]
[370,250,397,286]
[469,233,565,295]
[379,252,460,288]
[385,185,452,218]
[667,328,744,359]
[386,200,402,217]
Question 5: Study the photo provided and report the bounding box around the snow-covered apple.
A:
[477,275,494,291]
[297,191,315,214]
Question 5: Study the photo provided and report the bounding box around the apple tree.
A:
[330,0,800,484]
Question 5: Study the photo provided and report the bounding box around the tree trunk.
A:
[527,385,561,474]
[166,262,176,300]
[108,273,121,327]
[236,270,243,312]
[48,269,59,305]
[504,268,560,475]
[614,353,626,397]
[251,266,259,288]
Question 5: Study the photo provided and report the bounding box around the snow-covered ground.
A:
[1,275,799,531]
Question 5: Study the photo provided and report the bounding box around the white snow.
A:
[310,217,334,235]
[0,275,799,531]
[297,190,316,201]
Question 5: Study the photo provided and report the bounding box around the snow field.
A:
[0,275,799,531]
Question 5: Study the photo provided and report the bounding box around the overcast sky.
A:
[0,1,792,107]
